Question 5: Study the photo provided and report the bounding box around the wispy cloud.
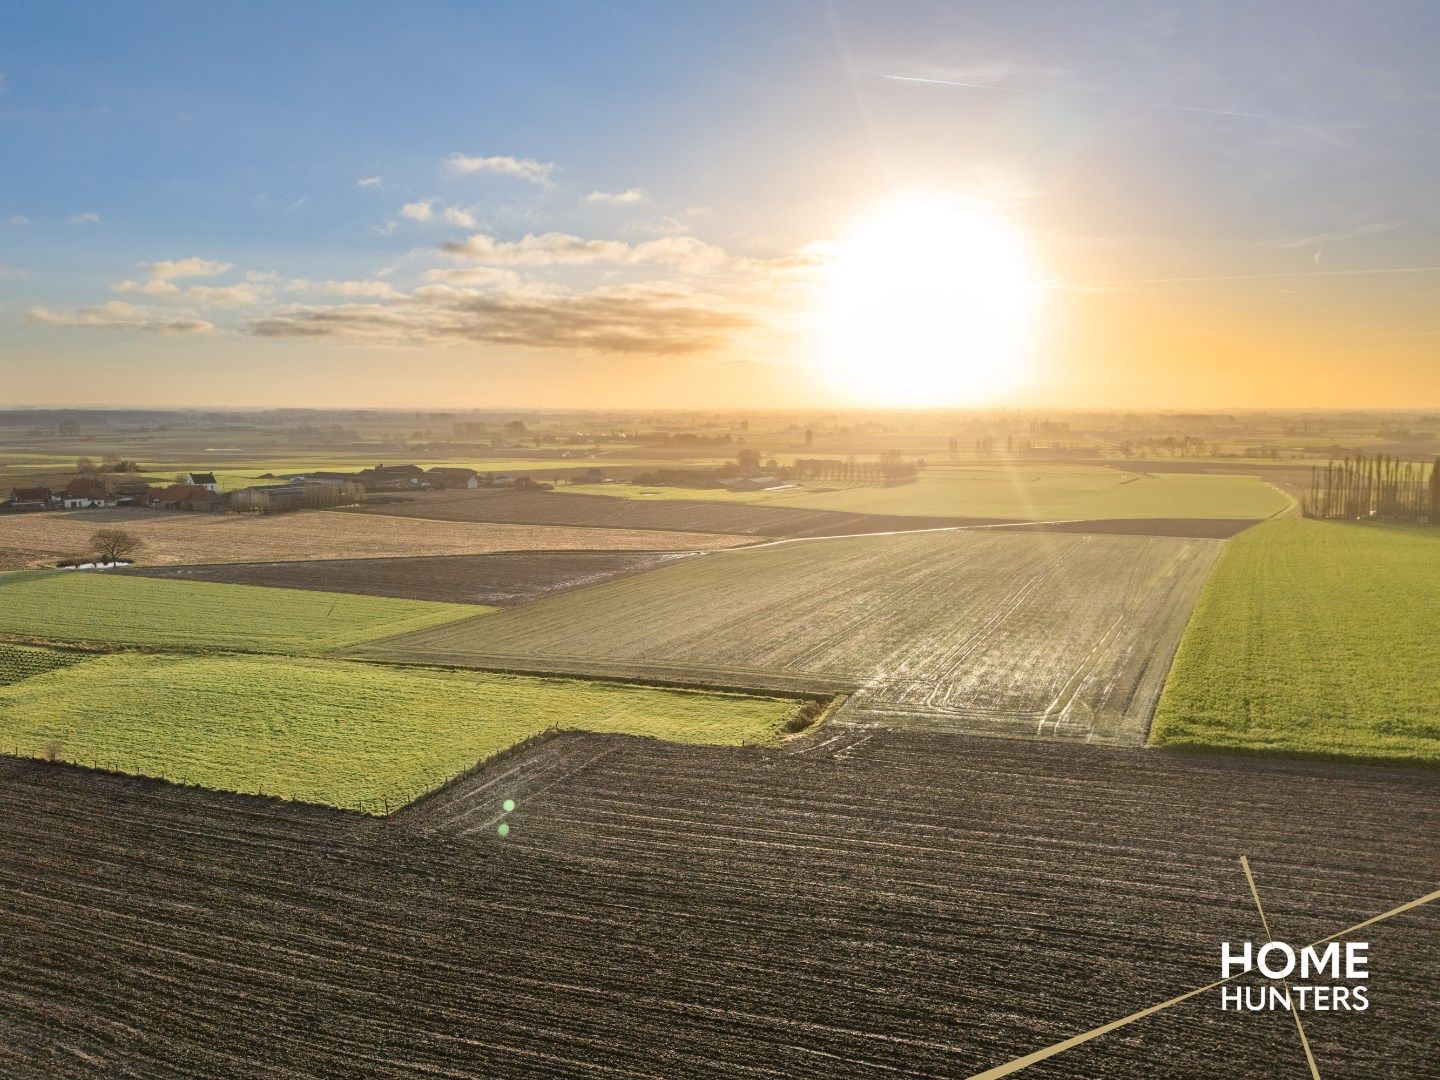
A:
[357,176,384,189]
[183,282,269,306]
[399,198,478,228]
[1276,221,1404,250]
[883,74,1300,123]
[285,277,403,299]
[68,211,102,225]
[441,230,729,272]
[113,257,233,297]
[28,301,214,335]
[586,187,647,205]
[447,153,557,186]
[6,214,27,226]
[251,280,747,354]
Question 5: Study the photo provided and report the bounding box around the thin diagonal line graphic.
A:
[966,885,1440,1079]
[1241,855,1321,1080]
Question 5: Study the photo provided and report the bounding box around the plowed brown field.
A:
[121,550,697,604]
[1,733,1434,1077]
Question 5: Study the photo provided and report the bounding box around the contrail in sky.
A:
[882,74,1295,123]
[1081,266,1440,288]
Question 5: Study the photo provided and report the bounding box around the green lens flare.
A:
[502,798,516,812]
[497,822,510,838]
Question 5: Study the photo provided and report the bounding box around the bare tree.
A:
[91,529,144,564]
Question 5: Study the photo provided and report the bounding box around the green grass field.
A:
[569,464,1290,520]
[0,642,91,686]
[0,571,477,653]
[0,653,801,812]
[1152,518,1440,765]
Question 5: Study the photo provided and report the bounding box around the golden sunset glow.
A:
[817,198,1040,405]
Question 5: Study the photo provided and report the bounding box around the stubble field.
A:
[352,530,1223,745]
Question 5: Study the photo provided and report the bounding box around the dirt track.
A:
[0,733,1434,1077]
[120,550,699,605]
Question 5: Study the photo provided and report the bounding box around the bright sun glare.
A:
[819,198,1040,405]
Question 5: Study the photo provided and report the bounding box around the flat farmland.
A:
[1153,518,1440,765]
[0,506,756,568]
[340,486,992,536]
[353,530,1224,744]
[0,572,475,652]
[0,733,1434,1077]
[122,550,699,604]
[562,463,1292,520]
[0,654,798,812]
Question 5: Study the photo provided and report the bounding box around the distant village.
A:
[1,464,578,515]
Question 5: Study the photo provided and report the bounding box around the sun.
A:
[816,197,1040,405]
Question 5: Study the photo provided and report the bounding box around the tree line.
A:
[1303,453,1439,523]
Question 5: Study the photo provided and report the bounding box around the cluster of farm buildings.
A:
[1,464,574,514]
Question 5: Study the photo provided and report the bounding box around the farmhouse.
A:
[426,467,482,489]
[109,480,155,505]
[60,478,116,509]
[142,484,224,511]
[357,464,427,491]
[184,472,220,492]
[5,486,56,511]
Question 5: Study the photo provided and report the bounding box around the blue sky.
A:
[3,1,1439,407]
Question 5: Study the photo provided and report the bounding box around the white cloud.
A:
[146,257,232,281]
[399,198,478,228]
[585,187,647,205]
[422,266,522,288]
[441,230,729,272]
[285,278,403,299]
[374,220,399,236]
[6,214,28,226]
[446,153,556,186]
[250,279,746,354]
[113,256,234,297]
[114,278,182,297]
[28,301,214,335]
[184,282,270,306]
[442,206,478,228]
[357,176,384,189]
[68,211,102,225]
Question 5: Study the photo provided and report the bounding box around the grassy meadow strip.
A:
[566,464,1290,520]
[0,571,480,653]
[1152,518,1440,765]
[0,654,802,813]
